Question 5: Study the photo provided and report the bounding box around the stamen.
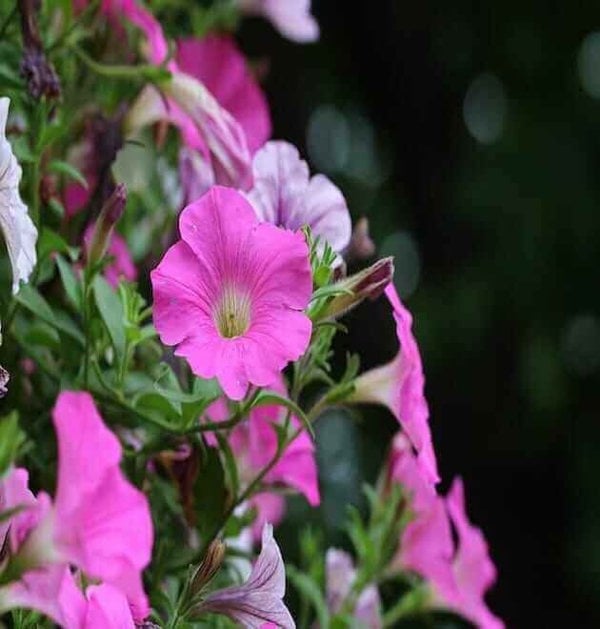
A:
[214,285,252,339]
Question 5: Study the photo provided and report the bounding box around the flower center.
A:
[214,285,252,339]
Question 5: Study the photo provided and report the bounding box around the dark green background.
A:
[241,1,600,626]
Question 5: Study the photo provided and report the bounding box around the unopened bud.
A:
[322,257,394,319]
[190,539,226,594]
[87,183,127,270]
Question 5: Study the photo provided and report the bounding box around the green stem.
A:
[71,46,170,82]
[382,585,429,627]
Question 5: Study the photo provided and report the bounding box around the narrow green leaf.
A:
[49,160,88,188]
[56,254,81,311]
[93,275,126,360]
[0,412,26,476]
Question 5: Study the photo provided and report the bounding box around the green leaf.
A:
[16,284,85,345]
[214,433,239,496]
[47,197,66,219]
[56,254,81,311]
[286,565,330,628]
[195,447,229,539]
[38,228,78,261]
[48,160,88,188]
[251,390,315,440]
[93,275,126,361]
[0,412,26,476]
[0,63,23,90]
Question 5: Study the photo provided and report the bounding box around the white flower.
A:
[0,97,37,294]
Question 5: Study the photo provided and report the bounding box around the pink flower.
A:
[239,0,319,43]
[16,392,154,620]
[204,375,320,535]
[151,186,312,400]
[197,523,295,628]
[441,479,504,629]
[60,579,136,629]
[176,36,271,155]
[116,4,257,189]
[83,224,137,288]
[247,141,351,255]
[325,549,382,628]
[0,468,71,625]
[351,285,439,484]
[390,437,503,629]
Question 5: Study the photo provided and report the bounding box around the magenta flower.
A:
[11,392,154,621]
[351,284,439,484]
[198,523,295,628]
[238,0,319,43]
[151,186,312,400]
[326,549,382,628]
[204,375,320,535]
[60,578,136,629]
[83,224,137,288]
[247,141,351,256]
[441,479,504,629]
[390,436,502,629]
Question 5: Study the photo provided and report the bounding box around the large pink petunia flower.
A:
[351,284,439,484]
[204,375,320,536]
[247,141,351,256]
[151,186,312,400]
[238,0,319,43]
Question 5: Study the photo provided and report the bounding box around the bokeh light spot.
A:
[577,31,600,98]
[561,314,600,377]
[306,104,350,174]
[380,230,421,299]
[463,72,507,144]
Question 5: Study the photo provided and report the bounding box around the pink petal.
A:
[177,36,271,154]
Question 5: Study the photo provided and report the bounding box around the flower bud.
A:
[86,184,127,271]
[190,539,226,594]
[322,257,394,319]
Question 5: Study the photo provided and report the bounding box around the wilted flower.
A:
[151,186,312,400]
[326,548,382,628]
[247,141,351,256]
[195,523,295,628]
[176,35,271,156]
[238,0,319,43]
[0,97,37,294]
[351,285,439,484]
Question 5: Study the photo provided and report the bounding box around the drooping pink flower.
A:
[113,1,256,190]
[238,0,319,43]
[197,523,295,628]
[325,549,382,628]
[204,375,320,535]
[441,479,504,629]
[83,224,137,288]
[151,186,312,400]
[351,284,439,484]
[176,36,271,155]
[247,141,351,255]
[389,437,502,629]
